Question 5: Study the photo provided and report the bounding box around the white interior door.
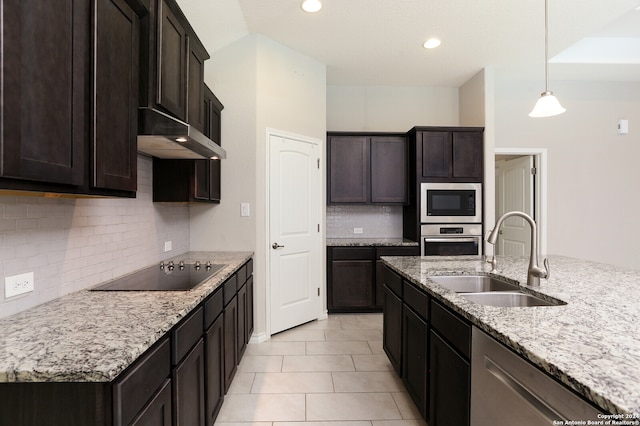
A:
[495,156,534,256]
[269,133,322,335]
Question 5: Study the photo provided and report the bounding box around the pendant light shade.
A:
[529,91,566,118]
[529,0,565,118]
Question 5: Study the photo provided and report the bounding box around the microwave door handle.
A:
[423,238,479,243]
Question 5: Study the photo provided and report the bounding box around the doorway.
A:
[267,129,323,336]
[494,148,548,256]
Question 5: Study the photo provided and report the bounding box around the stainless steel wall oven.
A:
[421,224,482,256]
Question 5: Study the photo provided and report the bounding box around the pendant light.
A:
[529,0,566,118]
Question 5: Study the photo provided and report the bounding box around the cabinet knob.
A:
[272,243,285,249]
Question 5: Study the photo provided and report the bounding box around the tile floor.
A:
[215,313,427,426]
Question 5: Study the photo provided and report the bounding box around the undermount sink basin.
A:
[460,292,565,307]
[429,275,521,293]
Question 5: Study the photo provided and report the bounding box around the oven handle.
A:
[423,237,480,243]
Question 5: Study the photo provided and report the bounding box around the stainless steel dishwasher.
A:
[471,327,604,425]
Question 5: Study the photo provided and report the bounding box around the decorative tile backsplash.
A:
[326,205,403,238]
[0,156,190,319]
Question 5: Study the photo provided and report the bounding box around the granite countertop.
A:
[0,251,253,383]
[326,237,419,247]
[381,255,640,416]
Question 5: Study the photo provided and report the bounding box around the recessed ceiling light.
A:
[301,0,322,13]
[423,38,442,49]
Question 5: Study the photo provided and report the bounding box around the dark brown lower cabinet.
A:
[205,314,224,426]
[223,296,238,393]
[429,331,470,426]
[173,339,205,426]
[237,282,247,359]
[131,379,172,426]
[382,284,402,375]
[402,305,429,419]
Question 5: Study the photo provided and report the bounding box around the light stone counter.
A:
[0,251,252,383]
[327,237,419,247]
[381,255,640,416]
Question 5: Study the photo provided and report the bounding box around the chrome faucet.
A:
[486,211,550,286]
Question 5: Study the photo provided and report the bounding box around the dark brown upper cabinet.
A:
[0,0,142,197]
[328,133,408,204]
[140,0,209,125]
[417,129,484,182]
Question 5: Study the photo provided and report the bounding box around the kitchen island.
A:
[381,255,640,417]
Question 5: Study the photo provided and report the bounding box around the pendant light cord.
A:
[544,0,550,93]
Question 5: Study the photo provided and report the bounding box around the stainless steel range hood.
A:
[137,108,227,160]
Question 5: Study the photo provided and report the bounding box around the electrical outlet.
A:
[354,227,363,234]
[164,241,172,252]
[240,203,250,217]
[5,272,34,298]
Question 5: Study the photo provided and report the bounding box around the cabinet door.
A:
[330,260,374,309]
[1,0,87,185]
[452,132,483,180]
[205,315,224,426]
[429,331,470,426]
[157,0,187,119]
[370,136,407,203]
[237,283,247,360]
[93,0,139,191]
[131,379,172,426]
[187,37,207,132]
[382,285,402,375]
[421,132,451,178]
[173,339,205,426]
[193,160,211,201]
[328,136,369,203]
[223,297,238,393]
[246,275,254,343]
[403,305,429,419]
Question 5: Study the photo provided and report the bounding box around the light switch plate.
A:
[5,272,34,298]
[164,241,172,252]
[354,227,363,234]
[241,203,250,217]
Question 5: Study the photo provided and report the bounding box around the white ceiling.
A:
[178,0,640,87]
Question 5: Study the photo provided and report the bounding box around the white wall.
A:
[494,77,640,269]
[327,86,459,131]
[0,156,190,318]
[190,34,327,340]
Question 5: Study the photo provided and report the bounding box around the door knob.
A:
[272,243,285,249]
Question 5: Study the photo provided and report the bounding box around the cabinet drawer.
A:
[236,263,247,285]
[172,306,204,365]
[246,258,253,276]
[381,266,403,297]
[403,281,429,321]
[113,337,170,426]
[431,300,471,359]
[204,287,223,330]
[331,247,375,260]
[223,274,238,306]
[376,246,420,258]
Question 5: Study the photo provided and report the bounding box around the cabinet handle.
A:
[272,243,285,249]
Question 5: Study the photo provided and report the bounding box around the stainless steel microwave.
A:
[420,182,482,223]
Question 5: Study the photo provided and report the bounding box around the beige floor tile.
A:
[217,393,306,422]
[373,420,427,426]
[391,393,425,420]
[227,372,255,394]
[306,393,402,421]
[277,422,371,426]
[251,372,334,393]
[245,341,306,356]
[271,328,326,342]
[238,355,284,372]
[332,371,405,393]
[307,341,373,355]
[282,354,355,372]
[292,316,344,330]
[215,422,272,426]
[338,314,384,330]
[325,329,382,342]
[352,354,394,371]
[368,340,385,355]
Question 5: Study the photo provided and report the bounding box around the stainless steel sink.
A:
[429,275,521,293]
[460,292,565,307]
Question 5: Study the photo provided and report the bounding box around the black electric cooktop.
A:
[91,262,227,291]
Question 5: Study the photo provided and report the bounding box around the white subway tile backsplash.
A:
[326,205,403,239]
[0,155,191,319]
